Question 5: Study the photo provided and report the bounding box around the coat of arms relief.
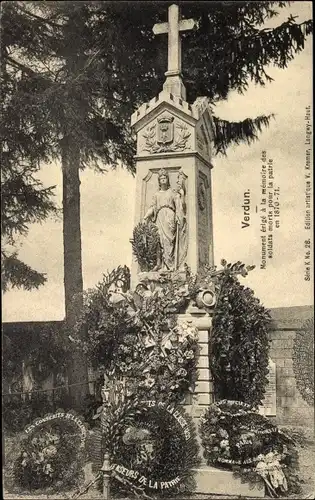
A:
[141,113,191,154]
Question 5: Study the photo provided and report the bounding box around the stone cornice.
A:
[134,150,214,169]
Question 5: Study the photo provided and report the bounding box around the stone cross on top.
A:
[153,4,196,100]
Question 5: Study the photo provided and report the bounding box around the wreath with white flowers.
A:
[72,266,200,405]
[200,400,302,498]
[5,411,87,494]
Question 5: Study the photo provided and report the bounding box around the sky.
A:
[2,1,313,322]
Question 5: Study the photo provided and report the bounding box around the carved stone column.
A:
[176,303,213,464]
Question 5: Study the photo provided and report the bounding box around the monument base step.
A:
[192,466,265,498]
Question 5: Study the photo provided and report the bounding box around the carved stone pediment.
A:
[139,112,192,155]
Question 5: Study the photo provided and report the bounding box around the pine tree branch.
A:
[1,170,58,241]
[232,18,313,72]
[213,114,275,155]
[1,251,47,292]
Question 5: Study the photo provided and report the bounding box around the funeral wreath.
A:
[100,396,200,498]
[5,411,87,494]
[200,400,302,498]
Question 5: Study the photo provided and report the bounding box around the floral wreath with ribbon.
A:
[5,411,88,495]
[200,400,301,498]
[98,396,200,498]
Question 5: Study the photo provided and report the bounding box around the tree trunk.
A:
[61,137,89,410]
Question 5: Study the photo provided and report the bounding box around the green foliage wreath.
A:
[292,317,314,405]
[131,221,160,272]
[200,400,302,498]
[210,260,271,407]
[101,397,200,498]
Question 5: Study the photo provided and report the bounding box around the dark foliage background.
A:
[210,274,271,406]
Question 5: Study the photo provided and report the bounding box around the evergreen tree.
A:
[1,2,58,291]
[1,1,312,407]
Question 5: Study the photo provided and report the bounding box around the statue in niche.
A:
[143,168,187,271]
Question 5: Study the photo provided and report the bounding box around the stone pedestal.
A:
[178,305,213,466]
[192,466,265,497]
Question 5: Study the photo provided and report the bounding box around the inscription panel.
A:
[259,358,277,416]
[198,172,210,268]
[195,123,211,164]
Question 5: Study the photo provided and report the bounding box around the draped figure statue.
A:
[144,168,187,271]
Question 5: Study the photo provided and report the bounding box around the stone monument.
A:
[130,5,264,497]
[131,0,214,422]
[131,4,214,282]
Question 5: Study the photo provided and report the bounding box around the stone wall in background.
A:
[269,306,314,428]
